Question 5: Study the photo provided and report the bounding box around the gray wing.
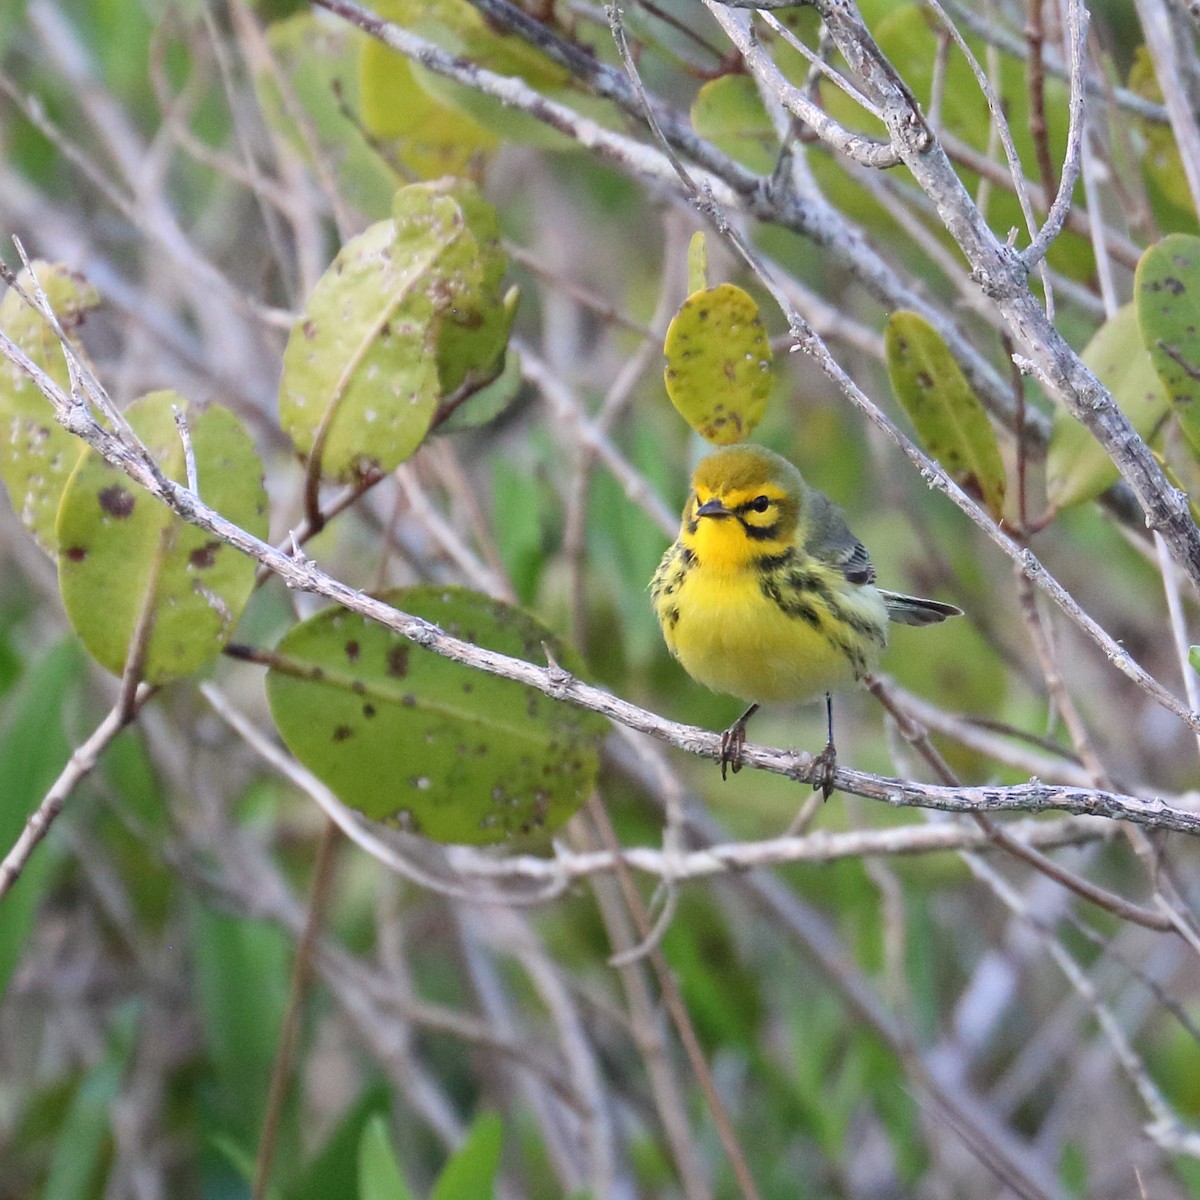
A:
[802,487,876,585]
[879,590,962,625]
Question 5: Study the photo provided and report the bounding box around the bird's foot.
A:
[811,739,838,801]
[718,703,759,781]
[719,723,747,781]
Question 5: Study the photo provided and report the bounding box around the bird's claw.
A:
[717,703,758,781]
[719,722,747,781]
[811,740,838,801]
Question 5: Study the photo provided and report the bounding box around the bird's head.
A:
[682,445,805,568]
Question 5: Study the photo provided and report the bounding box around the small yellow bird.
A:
[651,444,960,793]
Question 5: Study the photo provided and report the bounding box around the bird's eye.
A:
[750,495,771,513]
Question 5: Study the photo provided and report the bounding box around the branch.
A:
[0,686,149,900]
[787,0,1200,589]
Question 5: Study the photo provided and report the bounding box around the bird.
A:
[650,444,961,795]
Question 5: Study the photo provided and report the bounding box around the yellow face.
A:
[681,447,802,570]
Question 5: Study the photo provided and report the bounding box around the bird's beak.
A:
[695,497,733,519]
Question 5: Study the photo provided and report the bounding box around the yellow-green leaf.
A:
[1047,303,1170,510]
[57,391,267,683]
[0,262,99,555]
[885,311,1006,519]
[265,587,607,845]
[1137,234,1200,456]
[663,283,773,445]
[366,0,590,152]
[359,35,496,179]
[280,189,479,481]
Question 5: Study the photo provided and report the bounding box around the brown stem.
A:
[587,796,762,1200]
[252,820,341,1200]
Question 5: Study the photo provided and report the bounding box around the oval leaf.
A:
[265,587,607,846]
[57,391,267,683]
[1136,233,1200,456]
[663,283,773,445]
[279,188,479,482]
[1047,303,1170,510]
[885,311,1006,519]
[0,262,99,554]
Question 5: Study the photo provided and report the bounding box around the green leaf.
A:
[687,232,709,295]
[663,283,773,445]
[56,391,267,683]
[366,0,594,152]
[359,23,497,178]
[885,310,1007,519]
[265,587,608,845]
[41,1005,138,1200]
[0,641,84,1003]
[691,75,778,174]
[0,261,99,555]
[1136,234,1200,456]
[1047,303,1170,510]
[1189,646,1200,676]
[430,1112,503,1200]
[358,1115,417,1200]
[279,185,484,482]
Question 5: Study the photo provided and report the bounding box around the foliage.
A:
[2,1,1200,1199]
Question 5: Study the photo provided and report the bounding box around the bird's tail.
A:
[880,590,963,627]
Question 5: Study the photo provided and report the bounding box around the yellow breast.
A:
[653,542,888,705]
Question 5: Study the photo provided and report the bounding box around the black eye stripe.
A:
[735,495,775,515]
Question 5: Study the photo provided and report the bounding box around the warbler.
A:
[651,444,960,794]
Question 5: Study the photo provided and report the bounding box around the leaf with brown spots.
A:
[265,587,607,846]
[885,311,1007,521]
[279,182,516,484]
[663,283,773,446]
[1137,234,1200,457]
[57,391,268,683]
[0,261,99,555]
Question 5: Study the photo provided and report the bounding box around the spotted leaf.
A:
[265,587,607,846]
[663,283,773,446]
[57,391,267,683]
[886,311,1006,520]
[0,261,99,554]
[1136,234,1200,457]
[279,182,505,483]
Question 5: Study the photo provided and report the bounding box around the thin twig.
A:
[252,820,341,1200]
